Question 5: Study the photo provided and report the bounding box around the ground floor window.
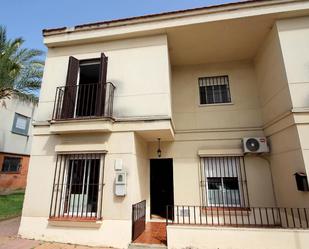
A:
[1,156,21,173]
[49,153,105,220]
[200,156,249,207]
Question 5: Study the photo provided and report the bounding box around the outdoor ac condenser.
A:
[243,137,269,154]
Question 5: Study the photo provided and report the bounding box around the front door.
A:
[150,159,174,219]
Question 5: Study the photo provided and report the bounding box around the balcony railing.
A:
[166,205,309,229]
[52,82,115,121]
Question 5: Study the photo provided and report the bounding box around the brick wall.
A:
[0,153,30,192]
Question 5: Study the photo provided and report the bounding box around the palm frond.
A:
[0,25,44,104]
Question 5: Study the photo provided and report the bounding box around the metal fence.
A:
[166,205,309,229]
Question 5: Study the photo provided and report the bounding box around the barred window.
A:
[199,75,231,104]
[1,157,21,173]
[50,153,105,220]
[200,156,249,207]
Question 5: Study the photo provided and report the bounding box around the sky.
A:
[0,0,239,54]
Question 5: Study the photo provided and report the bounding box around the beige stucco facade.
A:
[20,1,309,249]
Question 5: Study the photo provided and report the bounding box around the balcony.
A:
[50,82,115,134]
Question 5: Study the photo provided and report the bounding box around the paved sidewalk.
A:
[0,217,113,249]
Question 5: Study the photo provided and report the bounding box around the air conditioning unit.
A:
[243,137,269,154]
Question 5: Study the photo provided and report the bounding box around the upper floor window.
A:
[1,156,21,173]
[12,113,30,136]
[198,75,231,105]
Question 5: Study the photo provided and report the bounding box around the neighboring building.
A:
[19,0,309,249]
[0,97,36,192]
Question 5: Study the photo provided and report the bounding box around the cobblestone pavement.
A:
[0,217,113,249]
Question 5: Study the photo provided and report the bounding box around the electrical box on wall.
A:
[294,172,309,192]
[114,159,123,171]
[115,171,127,196]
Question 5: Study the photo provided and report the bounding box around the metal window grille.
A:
[199,75,231,104]
[1,157,21,172]
[200,156,249,207]
[49,153,105,220]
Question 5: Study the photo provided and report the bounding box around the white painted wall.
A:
[37,35,172,121]
[0,97,36,155]
[167,225,309,249]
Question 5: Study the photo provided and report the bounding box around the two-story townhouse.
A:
[19,0,309,249]
[0,97,36,192]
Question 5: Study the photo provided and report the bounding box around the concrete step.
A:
[128,243,167,249]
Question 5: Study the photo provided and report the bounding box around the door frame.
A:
[149,158,174,219]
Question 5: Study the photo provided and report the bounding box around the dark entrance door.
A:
[150,159,174,219]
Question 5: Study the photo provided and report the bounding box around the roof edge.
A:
[42,0,284,37]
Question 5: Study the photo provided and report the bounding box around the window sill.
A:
[0,171,21,175]
[11,131,29,137]
[199,102,234,107]
[48,217,102,228]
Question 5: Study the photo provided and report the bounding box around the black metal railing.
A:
[166,205,309,229]
[132,200,146,241]
[52,82,115,121]
[49,153,105,220]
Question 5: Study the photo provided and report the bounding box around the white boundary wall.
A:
[167,225,309,249]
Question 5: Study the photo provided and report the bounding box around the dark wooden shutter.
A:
[61,56,79,119]
[95,53,108,116]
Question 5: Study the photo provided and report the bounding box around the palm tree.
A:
[0,25,44,104]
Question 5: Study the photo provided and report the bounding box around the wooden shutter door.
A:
[61,56,79,119]
[95,53,108,116]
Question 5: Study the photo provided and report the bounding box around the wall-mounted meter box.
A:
[295,172,309,192]
[114,159,123,171]
[115,171,127,196]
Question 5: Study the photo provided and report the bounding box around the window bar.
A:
[58,155,66,217]
[80,156,86,218]
[235,158,244,225]
[87,154,93,218]
[203,78,207,104]
[226,76,231,102]
[235,157,244,208]
[182,206,185,224]
[70,154,76,218]
[200,158,205,207]
[94,153,99,219]
[177,206,179,224]
[230,157,238,209]
[99,154,104,219]
[219,157,225,225]
[225,157,232,208]
[50,155,59,217]
[242,157,250,207]
[54,154,63,218]
[75,154,81,217]
[63,155,69,217]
